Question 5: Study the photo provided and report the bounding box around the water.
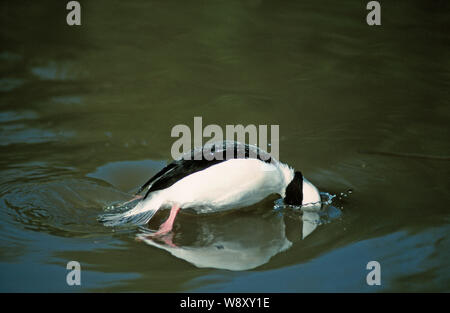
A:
[0,0,449,292]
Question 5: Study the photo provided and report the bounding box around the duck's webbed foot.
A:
[150,204,180,237]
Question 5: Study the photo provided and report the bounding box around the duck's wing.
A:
[135,162,178,195]
[137,141,273,199]
[141,158,224,198]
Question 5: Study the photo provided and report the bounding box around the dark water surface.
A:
[1,0,449,292]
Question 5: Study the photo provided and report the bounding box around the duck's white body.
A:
[100,141,321,232]
[165,158,292,213]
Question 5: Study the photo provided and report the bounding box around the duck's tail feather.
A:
[99,192,165,227]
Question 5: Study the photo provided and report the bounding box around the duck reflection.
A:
[137,207,321,271]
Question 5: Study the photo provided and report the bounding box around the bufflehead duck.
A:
[100,141,321,236]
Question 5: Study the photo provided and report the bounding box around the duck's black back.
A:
[137,141,273,199]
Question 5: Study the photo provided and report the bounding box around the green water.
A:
[0,0,449,292]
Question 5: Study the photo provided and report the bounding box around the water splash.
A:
[273,191,337,211]
[273,189,351,237]
[103,197,141,213]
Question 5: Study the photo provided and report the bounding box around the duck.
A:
[99,141,321,237]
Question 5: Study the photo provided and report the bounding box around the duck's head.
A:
[284,171,321,209]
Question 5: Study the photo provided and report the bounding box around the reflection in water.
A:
[135,192,340,271]
[138,213,292,271]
